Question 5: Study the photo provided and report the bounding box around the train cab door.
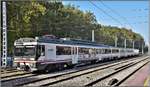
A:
[71,47,78,64]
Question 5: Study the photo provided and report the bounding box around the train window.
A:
[112,49,114,53]
[89,49,93,54]
[96,49,99,54]
[56,46,71,55]
[56,46,63,55]
[78,48,83,54]
[117,49,119,52]
[79,48,89,54]
[105,49,111,54]
[127,50,131,52]
[101,49,104,54]
[24,47,35,56]
[96,49,102,54]
[105,49,108,54]
[130,50,133,52]
[84,48,89,54]
[14,46,24,56]
[120,49,125,52]
[93,49,96,54]
[88,48,96,54]
[109,49,112,53]
[112,49,119,53]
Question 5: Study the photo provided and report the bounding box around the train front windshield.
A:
[14,46,36,57]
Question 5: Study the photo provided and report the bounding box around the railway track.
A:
[1,70,31,79]
[1,69,20,74]
[1,68,17,72]
[1,74,38,82]
[1,56,148,87]
[85,58,149,86]
[14,56,148,86]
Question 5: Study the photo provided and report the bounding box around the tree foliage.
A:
[1,1,145,55]
[95,26,144,49]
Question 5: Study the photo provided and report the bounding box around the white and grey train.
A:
[13,35,139,71]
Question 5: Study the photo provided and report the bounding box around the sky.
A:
[62,1,149,45]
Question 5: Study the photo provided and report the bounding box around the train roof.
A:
[14,36,123,49]
[37,37,112,48]
[14,36,138,50]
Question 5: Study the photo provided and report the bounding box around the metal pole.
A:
[115,37,118,47]
[2,1,7,67]
[92,30,95,42]
[133,40,134,49]
[142,43,144,54]
[124,38,126,49]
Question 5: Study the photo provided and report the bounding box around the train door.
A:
[71,47,78,64]
[89,48,96,59]
[46,45,56,60]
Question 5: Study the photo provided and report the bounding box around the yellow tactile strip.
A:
[144,76,150,87]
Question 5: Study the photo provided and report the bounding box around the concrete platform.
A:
[120,62,150,86]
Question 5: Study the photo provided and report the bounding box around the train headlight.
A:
[30,58,35,61]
